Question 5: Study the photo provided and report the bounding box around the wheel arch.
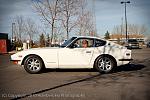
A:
[93,54,117,68]
[21,54,45,67]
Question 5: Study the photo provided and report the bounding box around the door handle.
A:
[86,51,91,53]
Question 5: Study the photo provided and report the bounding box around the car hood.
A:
[12,47,60,56]
[26,47,60,50]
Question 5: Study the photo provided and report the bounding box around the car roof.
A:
[75,36,105,40]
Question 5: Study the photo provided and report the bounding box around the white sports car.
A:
[11,36,132,74]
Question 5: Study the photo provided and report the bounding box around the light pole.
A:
[121,1,130,42]
[12,23,15,42]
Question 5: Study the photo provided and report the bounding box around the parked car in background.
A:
[11,36,132,74]
[127,39,139,49]
[147,41,150,48]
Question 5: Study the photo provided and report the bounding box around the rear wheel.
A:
[24,55,44,74]
[95,56,115,73]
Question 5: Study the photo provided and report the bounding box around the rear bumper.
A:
[119,59,133,61]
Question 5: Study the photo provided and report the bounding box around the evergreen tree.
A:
[46,34,50,47]
[104,31,110,39]
[39,33,45,47]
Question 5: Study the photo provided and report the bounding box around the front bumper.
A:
[128,45,139,48]
[10,60,21,64]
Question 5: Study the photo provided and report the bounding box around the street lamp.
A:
[12,23,15,42]
[121,1,130,42]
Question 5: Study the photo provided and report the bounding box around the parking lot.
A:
[0,48,150,100]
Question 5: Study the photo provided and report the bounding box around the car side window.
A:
[95,39,106,47]
[71,38,94,48]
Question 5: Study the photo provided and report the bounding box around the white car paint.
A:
[59,47,95,68]
[11,36,132,70]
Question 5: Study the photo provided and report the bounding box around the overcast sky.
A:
[0,0,150,38]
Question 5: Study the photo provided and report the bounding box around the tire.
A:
[24,55,44,74]
[95,55,115,74]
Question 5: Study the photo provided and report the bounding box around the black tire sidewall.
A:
[24,56,43,74]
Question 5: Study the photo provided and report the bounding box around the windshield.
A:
[60,37,77,48]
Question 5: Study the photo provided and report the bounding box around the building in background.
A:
[0,33,10,54]
[108,33,145,46]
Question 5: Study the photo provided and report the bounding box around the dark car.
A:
[147,41,150,48]
[127,39,139,49]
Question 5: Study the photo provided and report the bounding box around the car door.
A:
[58,38,95,68]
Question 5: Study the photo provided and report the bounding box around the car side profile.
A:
[11,36,132,74]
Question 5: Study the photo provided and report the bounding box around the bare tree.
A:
[112,24,147,35]
[112,25,122,34]
[13,16,39,42]
[77,10,95,36]
[24,18,38,42]
[139,25,147,34]
[61,0,92,38]
[33,0,95,41]
[13,15,25,41]
[59,0,81,39]
[33,0,61,44]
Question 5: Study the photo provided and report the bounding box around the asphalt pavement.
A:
[0,48,150,100]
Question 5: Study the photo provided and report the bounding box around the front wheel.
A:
[24,55,44,74]
[95,56,115,73]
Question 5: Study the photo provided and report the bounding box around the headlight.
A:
[129,44,132,46]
